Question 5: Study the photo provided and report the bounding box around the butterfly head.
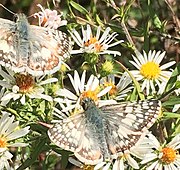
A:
[14,13,28,22]
[81,97,96,111]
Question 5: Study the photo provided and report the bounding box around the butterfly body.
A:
[83,98,111,161]
[0,13,71,76]
[48,98,161,165]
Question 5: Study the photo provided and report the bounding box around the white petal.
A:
[95,26,101,40]
[129,60,141,69]
[74,70,81,96]
[9,142,28,147]
[126,154,139,169]
[141,153,157,164]
[56,89,78,100]
[160,61,176,70]
[39,78,58,85]
[86,75,95,90]
[4,122,19,137]
[103,162,111,170]
[70,29,83,47]
[99,27,111,43]
[79,70,86,93]
[167,134,180,149]
[146,160,159,170]
[113,159,119,170]
[0,115,15,135]
[1,93,19,102]
[154,51,166,64]
[136,50,146,64]
[91,77,99,91]
[94,162,106,170]
[20,95,26,105]
[97,86,111,97]
[7,126,30,141]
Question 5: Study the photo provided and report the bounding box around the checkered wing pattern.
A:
[48,99,161,165]
[101,100,161,153]
[48,113,103,165]
[0,14,71,76]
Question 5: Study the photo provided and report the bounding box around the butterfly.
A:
[0,13,71,76]
[48,97,161,165]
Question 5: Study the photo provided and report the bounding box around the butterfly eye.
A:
[13,14,19,22]
[81,97,95,111]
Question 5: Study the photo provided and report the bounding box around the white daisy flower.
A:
[0,67,57,105]
[55,70,112,112]
[34,4,67,29]
[141,133,180,170]
[130,50,176,96]
[0,150,13,170]
[69,24,123,56]
[101,72,133,101]
[0,112,30,170]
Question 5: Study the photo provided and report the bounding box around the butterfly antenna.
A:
[38,121,53,128]
[0,4,15,15]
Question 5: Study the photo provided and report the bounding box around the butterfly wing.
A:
[0,18,18,69]
[27,25,71,76]
[48,113,103,165]
[100,100,161,155]
[0,16,71,76]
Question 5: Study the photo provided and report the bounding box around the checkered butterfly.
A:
[0,13,71,76]
[48,98,161,165]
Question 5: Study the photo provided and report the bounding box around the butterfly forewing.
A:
[101,100,161,153]
[0,14,71,76]
[48,99,161,165]
[48,113,103,165]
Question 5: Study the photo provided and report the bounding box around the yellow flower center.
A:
[0,137,7,148]
[15,74,35,93]
[84,36,103,52]
[103,82,117,96]
[140,61,161,79]
[81,89,99,102]
[83,165,95,170]
[161,147,177,164]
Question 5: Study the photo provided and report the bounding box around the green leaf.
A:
[50,145,72,169]
[153,14,162,29]
[116,60,145,100]
[165,63,180,92]
[162,97,180,106]
[17,138,48,170]
[163,112,180,118]
[69,1,89,15]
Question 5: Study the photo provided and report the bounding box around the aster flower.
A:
[0,149,13,170]
[0,112,30,170]
[141,133,180,170]
[0,67,57,105]
[130,50,176,96]
[55,70,112,112]
[34,4,67,29]
[69,24,123,56]
[101,72,133,101]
